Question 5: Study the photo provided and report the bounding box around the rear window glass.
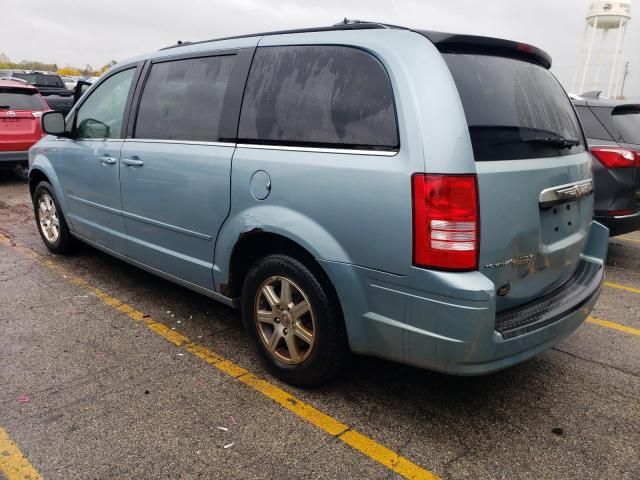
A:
[443,54,585,161]
[592,106,640,145]
[134,55,235,142]
[238,45,398,151]
[575,105,612,141]
[13,73,64,88]
[0,90,45,110]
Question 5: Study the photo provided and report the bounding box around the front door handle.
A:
[122,157,144,167]
[98,154,117,165]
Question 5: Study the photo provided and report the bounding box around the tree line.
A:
[0,53,117,77]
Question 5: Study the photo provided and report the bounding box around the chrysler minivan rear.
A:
[335,31,608,375]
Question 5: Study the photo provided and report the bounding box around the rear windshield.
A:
[443,54,585,161]
[592,106,640,145]
[13,73,64,88]
[0,90,45,110]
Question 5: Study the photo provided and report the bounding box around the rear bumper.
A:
[0,151,28,166]
[595,211,640,236]
[320,221,609,375]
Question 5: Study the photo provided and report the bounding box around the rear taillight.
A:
[591,147,638,168]
[412,174,479,271]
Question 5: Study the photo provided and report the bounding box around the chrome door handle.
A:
[98,155,117,165]
[122,157,144,167]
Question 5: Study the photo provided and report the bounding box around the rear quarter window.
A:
[575,105,612,141]
[238,45,399,151]
[443,54,585,161]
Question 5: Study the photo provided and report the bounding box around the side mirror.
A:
[41,111,66,136]
[73,80,92,105]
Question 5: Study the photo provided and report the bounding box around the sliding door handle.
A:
[98,155,117,165]
[122,157,144,167]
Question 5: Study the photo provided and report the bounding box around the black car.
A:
[0,70,74,115]
[573,93,640,236]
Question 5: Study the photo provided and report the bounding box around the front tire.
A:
[33,181,75,254]
[241,254,348,387]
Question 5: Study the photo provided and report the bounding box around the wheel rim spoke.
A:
[256,310,275,325]
[284,334,301,363]
[268,329,282,350]
[294,325,313,345]
[262,285,280,308]
[290,300,310,321]
[280,279,292,307]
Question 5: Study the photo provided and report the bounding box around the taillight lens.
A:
[591,147,638,168]
[412,174,479,271]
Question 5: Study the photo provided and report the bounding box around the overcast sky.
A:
[3,0,640,98]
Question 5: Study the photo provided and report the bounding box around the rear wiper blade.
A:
[521,137,581,149]
[0,105,11,109]
[496,136,581,149]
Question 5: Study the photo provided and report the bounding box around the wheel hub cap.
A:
[38,193,60,243]
[255,276,316,365]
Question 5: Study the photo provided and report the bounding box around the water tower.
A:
[572,1,632,97]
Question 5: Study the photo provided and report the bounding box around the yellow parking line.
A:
[0,427,43,480]
[604,281,640,295]
[587,316,640,337]
[0,234,439,480]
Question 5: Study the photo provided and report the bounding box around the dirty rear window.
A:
[0,90,46,110]
[238,45,399,151]
[444,53,585,161]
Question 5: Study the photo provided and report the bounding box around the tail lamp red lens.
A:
[591,147,639,168]
[412,174,479,271]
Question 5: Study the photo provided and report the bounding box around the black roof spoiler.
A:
[417,31,552,69]
[612,104,640,115]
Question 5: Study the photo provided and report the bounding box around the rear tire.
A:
[33,181,76,254]
[241,254,348,387]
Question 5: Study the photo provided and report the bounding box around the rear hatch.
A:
[591,104,640,213]
[440,44,593,312]
[0,89,46,151]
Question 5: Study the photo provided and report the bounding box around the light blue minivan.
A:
[30,21,608,386]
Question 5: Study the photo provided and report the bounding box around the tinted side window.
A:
[134,55,235,142]
[444,54,585,161]
[238,46,398,150]
[575,106,612,141]
[76,68,135,139]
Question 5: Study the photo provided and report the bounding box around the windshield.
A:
[0,90,46,110]
[443,53,585,161]
[13,73,64,88]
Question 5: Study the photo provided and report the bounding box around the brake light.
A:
[591,147,638,168]
[412,174,479,271]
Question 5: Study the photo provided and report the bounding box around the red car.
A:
[0,78,50,168]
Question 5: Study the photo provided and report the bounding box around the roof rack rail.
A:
[160,20,407,51]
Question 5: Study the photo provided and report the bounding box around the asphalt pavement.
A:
[1,169,638,480]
